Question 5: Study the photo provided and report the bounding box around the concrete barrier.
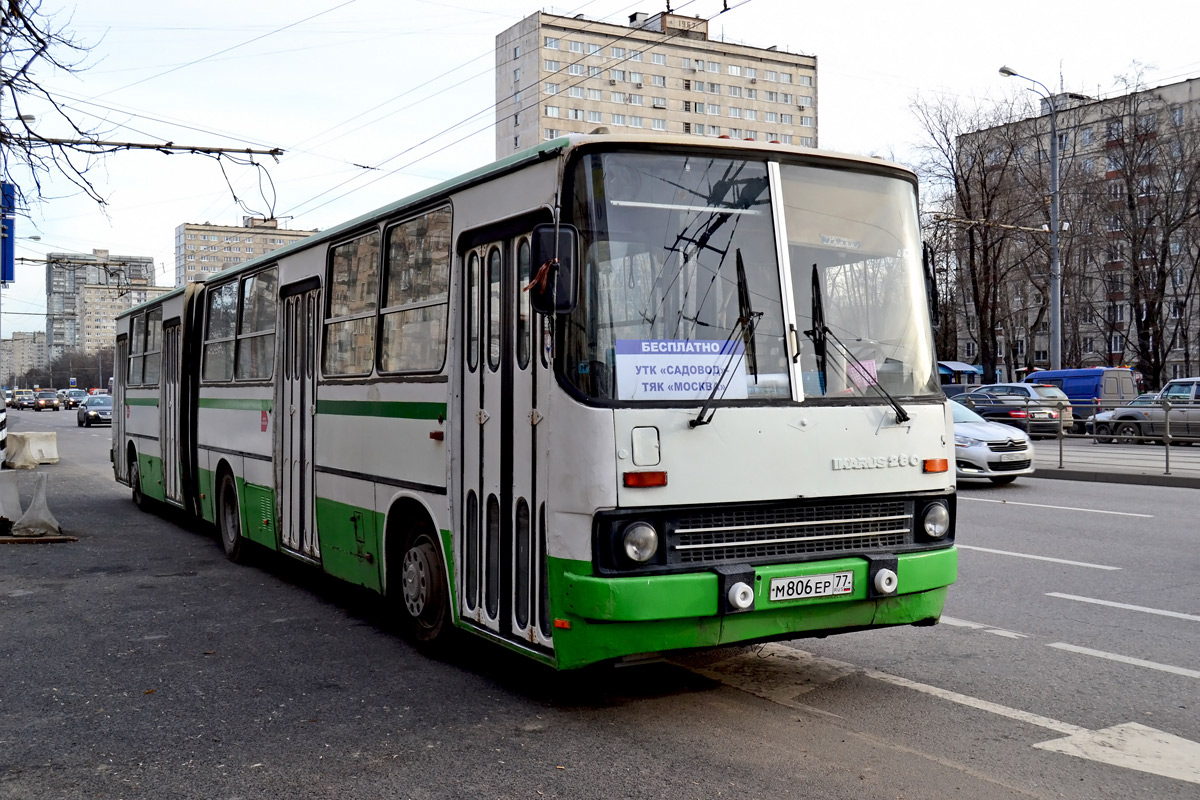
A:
[5,432,60,469]
[0,470,21,520]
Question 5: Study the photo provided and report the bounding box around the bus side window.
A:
[236,267,278,380]
[323,231,381,377]
[203,282,238,382]
[143,307,163,385]
[380,207,451,373]
[128,312,145,385]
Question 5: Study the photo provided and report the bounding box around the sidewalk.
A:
[1030,436,1200,489]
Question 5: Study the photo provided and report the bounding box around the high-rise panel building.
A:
[174,216,318,285]
[45,249,169,361]
[495,11,816,158]
[0,331,47,386]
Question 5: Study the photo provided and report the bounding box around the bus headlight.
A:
[922,503,951,539]
[622,522,659,563]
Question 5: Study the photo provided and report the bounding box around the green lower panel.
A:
[138,453,166,503]
[197,468,216,524]
[547,547,957,670]
[314,497,383,592]
[239,481,277,549]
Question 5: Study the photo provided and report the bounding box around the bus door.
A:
[278,281,321,560]
[114,335,129,481]
[460,235,551,648]
[161,321,182,505]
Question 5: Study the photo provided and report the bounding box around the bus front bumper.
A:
[550,547,956,669]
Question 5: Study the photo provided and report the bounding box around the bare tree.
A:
[0,0,112,206]
[911,92,1040,381]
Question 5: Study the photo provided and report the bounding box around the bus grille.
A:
[669,500,913,566]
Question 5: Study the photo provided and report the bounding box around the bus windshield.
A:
[782,164,939,399]
[562,150,939,404]
[564,151,790,402]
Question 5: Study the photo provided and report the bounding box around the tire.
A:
[1093,422,1113,444]
[396,531,451,645]
[989,475,1018,485]
[77,417,83,427]
[217,471,247,563]
[130,460,147,510]
[84,417,91,428]
[1114,421,1141,445]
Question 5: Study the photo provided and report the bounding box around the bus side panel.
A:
[315,491,382,592]
[197,464,217,524]
[239,480,277,549]
[138,449,166,503]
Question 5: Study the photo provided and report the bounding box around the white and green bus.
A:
[115,134,957,670]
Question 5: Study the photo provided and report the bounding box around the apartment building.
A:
[951,75,1200,387]
[174,216,318,285]
[0,331,47,386]
[495,11,816,158]
[45,249,169,361]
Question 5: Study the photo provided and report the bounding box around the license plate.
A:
[1030,410,1050,419]
[999,452,1025,462]
[768,571,853,602]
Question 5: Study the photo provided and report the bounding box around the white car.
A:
[953,401,1035,484]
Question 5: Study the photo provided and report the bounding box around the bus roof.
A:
[118,133,915,319]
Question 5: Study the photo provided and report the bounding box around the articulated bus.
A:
[114,134,956,670]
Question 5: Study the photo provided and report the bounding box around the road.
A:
[1,408,1197,798]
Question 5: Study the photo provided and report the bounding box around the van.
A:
[1023,368,1138,418]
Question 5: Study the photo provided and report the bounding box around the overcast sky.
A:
[6,0,1198,337]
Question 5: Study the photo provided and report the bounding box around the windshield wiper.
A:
[690,251,762,428]
[805,264,911,424]
[802,264,827,393]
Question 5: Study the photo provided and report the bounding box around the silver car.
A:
[953,401,1035,484]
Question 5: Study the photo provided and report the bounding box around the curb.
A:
[1029,467,1200,490]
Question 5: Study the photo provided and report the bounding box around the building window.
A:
[543,37,558,49]
[1110,333,1123,353]
[543,82,558,95]
[587,43,601,54]
[569,40,583,53]
[544,60,559,71]
[568,86,584,98]
[651,53,665,65]
[610,114,625,126]
[586,110,602,123]
[727,65,742,76]
[629,51,642,62]
[568,63,584,76]
[652,118,666,131]
[964,341,976,358]
[543,128,559,139]
[543,106,560,118]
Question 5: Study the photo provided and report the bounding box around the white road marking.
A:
[958,545,1121,570]
[1035,723,1200,784]
[960,496,1153,518]
[1048,642,1200,679]
[684,645,1200,784]
[1046,592,1200,621]
[940,616,1027,638]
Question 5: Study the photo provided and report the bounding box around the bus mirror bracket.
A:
[528,224,579,315]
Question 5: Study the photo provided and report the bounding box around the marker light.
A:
[623,470,667,488]
[923,458,949,473]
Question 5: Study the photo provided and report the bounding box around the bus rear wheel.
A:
[130,460,147,510]
[398,532,450,644]
[218,471,247,563]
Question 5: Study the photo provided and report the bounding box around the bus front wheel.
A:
[218,471,247,563]
[398,531,450,644]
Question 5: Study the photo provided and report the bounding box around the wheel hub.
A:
[402,545,433,617]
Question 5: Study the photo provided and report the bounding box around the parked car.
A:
[1136,377,1200,443]
[952,401,1035,484]
[976,382,1074,430]
[77,394,113,427]
[1089,393,1158,443]
[3,390,11,407]
[61,388,88,408]
[954,388,1064,437]
[34,391,61,411]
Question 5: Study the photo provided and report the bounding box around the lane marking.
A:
[940,616,1027,638]
[958,545,1121,570]
[1048,643,1200,679]
[1047,592,1200,621]
[1035,723,1200,784]
[960,496,1153,518]
[683,645,1200,785]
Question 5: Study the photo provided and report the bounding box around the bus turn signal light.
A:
[923,459,949,473]
[623,471,667,488]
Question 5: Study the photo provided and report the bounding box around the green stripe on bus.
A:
[125,397,159,407]
[198,397,274,411]
[316,399,446,420]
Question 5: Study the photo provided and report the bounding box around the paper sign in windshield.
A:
[615,339,748,401]
[847,358,878,390]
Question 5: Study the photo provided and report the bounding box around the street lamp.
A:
[999,65,1062,370]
